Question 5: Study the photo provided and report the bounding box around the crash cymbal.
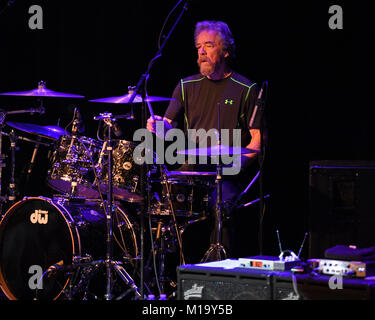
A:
[89,93,174,104]
[6,121,68,140]
[0,81,85,99]
[176,145,259,156]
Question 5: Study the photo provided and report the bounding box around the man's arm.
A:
[241,128,261,168]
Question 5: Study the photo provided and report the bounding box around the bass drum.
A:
[0,197,138,300]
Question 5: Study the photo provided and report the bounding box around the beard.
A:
[198,59,215,77]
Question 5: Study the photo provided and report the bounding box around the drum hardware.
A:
[201,156,227,262]
[147,217,179,296]
[7,130,17,203]
[92,112,141,300]
[0,107,52,210]
[144,164,186,295]
[159,165,185,266]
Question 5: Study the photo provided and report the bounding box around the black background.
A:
[0,0,374,258]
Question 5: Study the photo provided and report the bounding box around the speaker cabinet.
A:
[308,160,375,258]
[272,272,302,300]
[177,262,272,300]
[176,261,375,300]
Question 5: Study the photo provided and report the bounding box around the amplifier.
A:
[308,259,375,278]
[177,260,272,300]
[308,160,375,258]
[238,255,301,271]
[177,259,375,300]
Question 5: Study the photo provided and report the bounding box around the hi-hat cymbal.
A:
[0,81,84,99]
[6,121,68,140]
[177,145,259,156]
[89,93,174,104]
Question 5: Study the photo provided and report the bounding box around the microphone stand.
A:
[125,0,190,299]
[249,81,268,254]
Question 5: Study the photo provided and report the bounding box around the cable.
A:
[257,81,269,254]
[148,212,162,295]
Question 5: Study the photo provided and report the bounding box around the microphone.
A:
[45,260,64,277]
[72,107,85,134]
[45,260,79,277]
[112,120,122,137]
[249,81,267,129]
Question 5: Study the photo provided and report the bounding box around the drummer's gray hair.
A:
[194,20,236,59]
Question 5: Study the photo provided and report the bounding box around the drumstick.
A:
[146,98,155,120]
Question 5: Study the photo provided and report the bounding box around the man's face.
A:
[195,30,229,77]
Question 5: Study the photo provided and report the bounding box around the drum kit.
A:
[0,81,258,300]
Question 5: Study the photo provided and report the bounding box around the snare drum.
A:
[0,197,137,300]
[47,135,102,198]
[151,175,215,218]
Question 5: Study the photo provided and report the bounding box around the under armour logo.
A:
[225,99,233,105]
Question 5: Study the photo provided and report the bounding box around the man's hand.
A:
[146,115,173,139]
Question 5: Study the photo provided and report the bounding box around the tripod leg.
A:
[201,164,228,263]
[112,262,142,299]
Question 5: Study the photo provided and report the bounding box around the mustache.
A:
[197,57,212,64]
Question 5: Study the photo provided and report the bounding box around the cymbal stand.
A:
[201,160,227,262]
[201,103,227,262]
[160,165,185,266]
[93,113,141,300]
[0,106,46,204]
[8,130,17,204]
[0,111,7,210]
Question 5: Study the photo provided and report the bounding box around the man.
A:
[147,20,264,261]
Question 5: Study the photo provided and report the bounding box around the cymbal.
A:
[0,81,84,99]
[6,121,68,140]
[176,145,259,156]
[89,93,174,104]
